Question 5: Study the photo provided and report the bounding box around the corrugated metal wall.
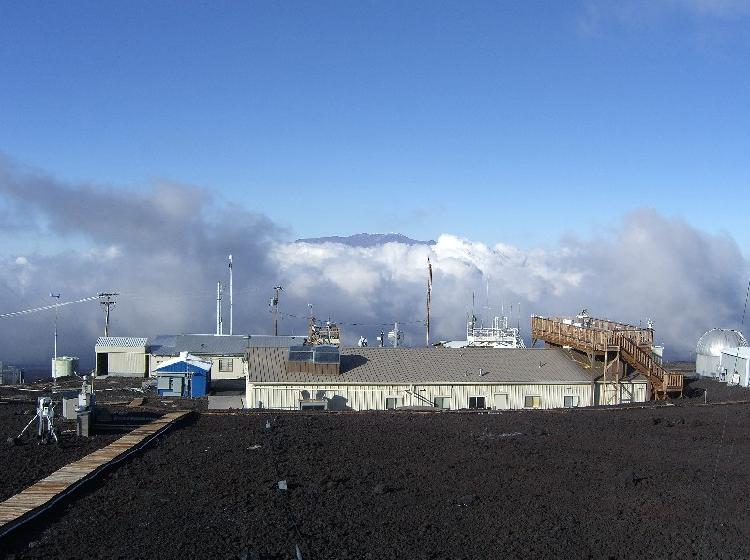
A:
[696,354,720,377]
[249,382,594,411]
[107,352,147,375]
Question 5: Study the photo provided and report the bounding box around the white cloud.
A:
[0,157,747,364]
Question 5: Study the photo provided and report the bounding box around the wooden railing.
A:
[531,315,682,398]
[531,316,654,348]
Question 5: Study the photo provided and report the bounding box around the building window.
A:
[468,396,486,409]
[385,397,400,410]
[563,395,579,408]
[524,395,542,409]
[434,396,450,409]
[218,359,233,372]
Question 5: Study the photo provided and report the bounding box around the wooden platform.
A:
[0,410,189,538]
[531,315,683,399]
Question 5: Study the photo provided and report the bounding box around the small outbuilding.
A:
[154,352,211,398]
[95,337,149,377]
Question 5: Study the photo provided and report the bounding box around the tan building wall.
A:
[247,382,595,411]
[95,345,148,377]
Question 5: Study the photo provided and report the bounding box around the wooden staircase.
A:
[531,315,683,400]
[609,333,683,399]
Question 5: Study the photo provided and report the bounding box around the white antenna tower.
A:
[50,292,61,377]
[216,281,223,335]
[228,254,233,335]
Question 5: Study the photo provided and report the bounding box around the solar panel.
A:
[287,345,340,364]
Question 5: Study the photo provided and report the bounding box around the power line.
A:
[276,309,426,328]
[0,295,100,319]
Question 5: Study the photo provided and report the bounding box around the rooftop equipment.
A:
[308,316,341,346]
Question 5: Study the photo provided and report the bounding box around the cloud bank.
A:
[0,156,747,367]
[579,0,750,35]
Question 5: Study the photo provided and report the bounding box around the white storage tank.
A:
[52,356,79,379]
[695,329,748,378]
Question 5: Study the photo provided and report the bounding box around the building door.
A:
[493,393,509,410]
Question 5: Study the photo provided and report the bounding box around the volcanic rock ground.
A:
[1,379,749,560]
[0,402,120,503]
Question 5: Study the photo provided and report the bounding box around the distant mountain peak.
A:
[295,233,435,247]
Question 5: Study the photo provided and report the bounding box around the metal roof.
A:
[247,347,594,385]
[95,336,148,348]
[150,334,308,356]
[696,329,748,357]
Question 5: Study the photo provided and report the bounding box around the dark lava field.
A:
[0,402,118,503]
[2,394,749,559]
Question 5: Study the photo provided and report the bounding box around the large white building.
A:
[695,329,748,378]
[245,346,649,411]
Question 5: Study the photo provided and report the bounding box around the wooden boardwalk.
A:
[0,410,189,538]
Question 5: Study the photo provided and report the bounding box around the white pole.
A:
[216,282,223,335]
[54,305,58,360]
[51,293,60,378]
[229,254,233,336]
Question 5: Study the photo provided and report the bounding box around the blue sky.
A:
[1,0,749,250]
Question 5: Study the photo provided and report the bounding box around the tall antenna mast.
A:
[426,257,432,347]
[216,282,223,335]
[50,292,60,377]
[271,286,283,336]
[98,292,119,337]
[228,254,233,335]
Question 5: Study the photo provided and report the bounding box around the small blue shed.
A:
[154,352,211,398]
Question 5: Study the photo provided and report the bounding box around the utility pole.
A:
[228,254,233,335]
[50,293,61,378]
[98,292,119,337]
[270,286,283,336]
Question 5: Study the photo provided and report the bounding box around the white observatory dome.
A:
[696,329,748,357]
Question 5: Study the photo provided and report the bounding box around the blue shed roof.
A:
[155,353,212,375]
